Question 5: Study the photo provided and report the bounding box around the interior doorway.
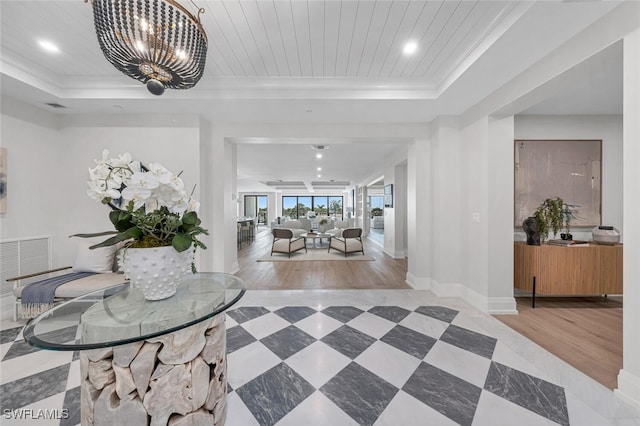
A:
[367,179,385,246]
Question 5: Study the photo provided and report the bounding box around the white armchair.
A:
[328,228,365,257]
[271,229,307,257]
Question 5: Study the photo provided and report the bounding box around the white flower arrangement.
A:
[77,150,207,253]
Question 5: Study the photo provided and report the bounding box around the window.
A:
[244,195,268,224]
[281,196,344,219]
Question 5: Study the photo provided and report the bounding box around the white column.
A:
[487,116,517,314]
[199,120,239,274]
[406,138,432,289]
[616,27,640,410]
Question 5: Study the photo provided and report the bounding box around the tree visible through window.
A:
[281,196,343,219]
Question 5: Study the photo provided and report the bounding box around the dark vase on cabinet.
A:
[522,217,541,246]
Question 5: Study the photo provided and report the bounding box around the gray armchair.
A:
[328,228,365,257]
[271,229,307,257]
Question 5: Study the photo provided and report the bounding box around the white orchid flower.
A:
[187,199,200,213]
[129,172,160,189]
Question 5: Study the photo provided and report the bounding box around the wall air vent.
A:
[311,145,329,150]
[44,102,67,109]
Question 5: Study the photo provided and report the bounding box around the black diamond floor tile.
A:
[0,326,22,344]
[260,326,316,360]
[403,362,482,426]
[321,306,364,323]
[226,307,271,324]
[415,306,459,323]
[380,324,437,359]
[484,361,569,426]
[60,386,80,426]
[440,324,497,359]
[236,362,315,426]
[320,362,398,426]
[368,306,412,323]
[321,325,377,359]
[0,363,71,411]
[273,306,317,323]
[226,325,257,354]
[2,339,40,361]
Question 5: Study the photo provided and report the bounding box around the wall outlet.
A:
[472,212,480,223]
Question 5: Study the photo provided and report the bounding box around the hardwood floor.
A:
[495,296,623,390]
[234,227,410,290]
[233,227,622,390]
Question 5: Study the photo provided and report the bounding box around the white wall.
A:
[0,103,61,257]
[0,101,201,269]
[514,115,623,241]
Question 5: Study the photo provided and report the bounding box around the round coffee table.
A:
[301,232,332,248]
[23,273,245,426]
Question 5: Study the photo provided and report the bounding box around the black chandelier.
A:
[87,0,208,95]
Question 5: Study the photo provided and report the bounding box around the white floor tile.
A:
[399,311,449,340]
[294,312,343,339]
[241,313,290,340]
[472,390,558,426]
[565,390,614,426]
[225,315,238,328]
[424,340,491,388]
[276,391,359,426]
[227,341,281,389]
[66,359,81,390]
[346,311,396,339]
[355,341,421,389]
[374,391,458,426]
[225,391,260,426]
[285,341,351,389]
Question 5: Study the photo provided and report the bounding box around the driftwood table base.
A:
[80,314,227,426]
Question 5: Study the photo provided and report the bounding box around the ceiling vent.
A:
[311,145,330,150]
[44,102,67,109]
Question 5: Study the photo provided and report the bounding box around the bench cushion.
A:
[14,273,128,299]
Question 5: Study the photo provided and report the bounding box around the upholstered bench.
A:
[8,267,128,321]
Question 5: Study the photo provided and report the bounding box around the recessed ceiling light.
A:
[403,41,418,55]
[317,174,322,178]
[316,153,322,159]
[317,167,322,171]
[37,39,60,54]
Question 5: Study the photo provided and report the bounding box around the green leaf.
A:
[69,231,117,238]
[182,211,198,226]
[172,233,192,252]
[89,227,142,249]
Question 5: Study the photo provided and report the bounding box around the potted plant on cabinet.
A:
[531,197,572,244]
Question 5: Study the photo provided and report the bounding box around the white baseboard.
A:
[487,297,518,315]
[404,274,517,314]
[616,370,640,410]
[405,272,431,290]
[384,248,406,259]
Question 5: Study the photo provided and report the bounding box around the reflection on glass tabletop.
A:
[23,273,246,351]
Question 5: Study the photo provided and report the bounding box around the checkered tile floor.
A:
[1,299,637,425]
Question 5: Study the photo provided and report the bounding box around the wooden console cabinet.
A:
[514,242,623,300]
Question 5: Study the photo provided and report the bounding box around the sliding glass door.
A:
[281,196,343,219]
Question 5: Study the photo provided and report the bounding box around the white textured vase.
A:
[118,246,194,301]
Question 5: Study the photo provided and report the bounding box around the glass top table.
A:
[23,272,246,351]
